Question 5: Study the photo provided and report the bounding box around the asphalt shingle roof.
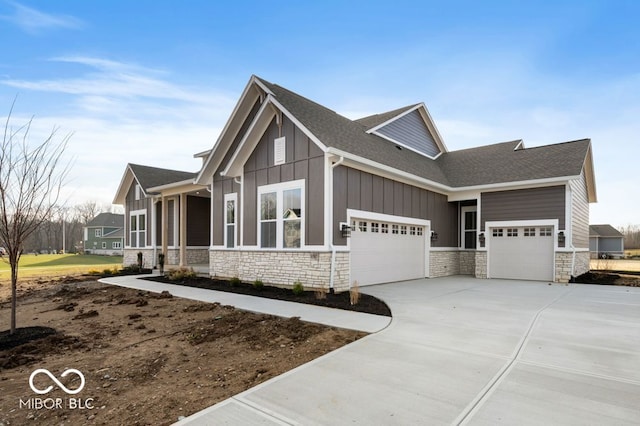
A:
[256,76,591,188]
[590,224,623,237]
[129,164,196,191]
[87,212,123,228]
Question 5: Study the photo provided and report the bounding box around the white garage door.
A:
[489,226,554,281]
[350,219,426,286]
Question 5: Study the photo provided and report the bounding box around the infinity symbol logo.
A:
[29,368,85,395]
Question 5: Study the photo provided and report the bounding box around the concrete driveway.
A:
[178,277,640,425]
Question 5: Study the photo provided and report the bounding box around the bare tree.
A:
[0,104,71,334]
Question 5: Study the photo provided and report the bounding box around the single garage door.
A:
[489,226,554,281]
[350,219,426,286]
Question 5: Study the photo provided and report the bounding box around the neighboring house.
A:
[113,75,597,289]
[589,224,624,259]
[84,213,125,255]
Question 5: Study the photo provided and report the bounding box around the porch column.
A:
[180,193,187,267]
[162,196,168,261]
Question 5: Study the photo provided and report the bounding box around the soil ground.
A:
[0,279,366,425]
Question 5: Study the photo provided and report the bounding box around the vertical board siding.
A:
[480,186,566,230]
[214,115,324,247]
[332,165,455,246]
[376,110,440,157]
[167,199,175,246]
[186,195,211,246]
[570,170,589,248]
[124,182,152,246]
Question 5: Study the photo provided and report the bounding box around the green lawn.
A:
[0,254,123,281]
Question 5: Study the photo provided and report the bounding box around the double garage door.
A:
[350,219,427,286]
[489,226,554,281]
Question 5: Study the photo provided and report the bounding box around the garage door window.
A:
[392,224,399,234]
[493,228,503,237]
[524,227,535,237]
[371,223,379,233]
[400,225,407,235]
[540,227,552,236]
[507,228,519,237]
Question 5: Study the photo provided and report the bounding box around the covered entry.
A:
[349,214,429,286]
[488,225,555,281]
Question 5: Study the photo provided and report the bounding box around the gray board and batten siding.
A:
[125,183,152,247]
[375,109,441,158]
[214,114,325,247]
[480,185,566,231]
[332,165,457,247]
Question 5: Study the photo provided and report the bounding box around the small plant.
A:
[158,253,165,274]
[350,280,360,305]
[102,268,113,276]
[229,277,241,287]
[253,279,264,290]
[292,280,304,296]
[166,267,197,281]
[314,286,328,300]
[87,269,101,276]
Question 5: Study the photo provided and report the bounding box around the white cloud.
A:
[0,1,83,34]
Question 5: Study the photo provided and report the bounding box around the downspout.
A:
[329,156,345,291]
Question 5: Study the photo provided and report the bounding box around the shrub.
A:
[102,268,113,276]
[292,280,304,296]
[314,287,328,300]
[229,277,241,287]
[87,269,101,276]
[253,279,264,290]
[166,267,197,281]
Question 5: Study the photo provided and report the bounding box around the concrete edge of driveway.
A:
[98,275,392,333]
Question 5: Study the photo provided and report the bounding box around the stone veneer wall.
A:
[475,251,487,279]
[459,251,476,275]
[123,249,154,269]
[429,251,460,277]
[210,250,350,293]
[555,251,590,283]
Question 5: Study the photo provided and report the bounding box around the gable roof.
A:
[86,212,123,228]
[194,75,597,200]
[590,224,623,238]
[113,163,196,205]
[436,139,592,188]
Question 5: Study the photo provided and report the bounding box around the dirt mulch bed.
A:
[574,271,640,287]
[0,280,366,425]
[145,276,392,317]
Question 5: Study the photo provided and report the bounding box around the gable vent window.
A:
[274,137,286,165]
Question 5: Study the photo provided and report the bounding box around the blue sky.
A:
[0,0,638,227]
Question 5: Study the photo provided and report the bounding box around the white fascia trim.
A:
[369,131,441,160]
[268,96,328,153]
[514,140,525,150]
[451,175,580,195]
[430,247,464,252]
[326,147,451,194]
[113,167,135,205]
[195,78,262,185]
[366,104,422,133]
[485,219,559,228]
[221,97,276,177]
[347,209,431,227]
[148,179,202,193]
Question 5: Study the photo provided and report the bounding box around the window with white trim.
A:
[102,242,107,249]
[410,226,416,235]
[524,228,536,237]
[95,229,102,237]
[493,228,504,237]
[224,193,237,248]
[358,221,367,232]
[112,241,122,249]
[130,211,146,248]
[371,222,379,233]
[400,225,407,235]
[258,180,304,249]
[381,223,389,234]
[417,227,423,236]
[392,224,399,234]
[540,227,552,236]
[507,228,518,237]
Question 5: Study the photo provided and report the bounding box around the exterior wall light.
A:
[558,231,566,246]
[478,232,486,247]
[430,230,438,242]
[340,223,352,238]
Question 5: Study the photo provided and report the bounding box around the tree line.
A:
[21,201,121,254]
[619,224,640,250]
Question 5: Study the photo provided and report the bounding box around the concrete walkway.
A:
[169,276,640,425]
[98,275,391,333]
